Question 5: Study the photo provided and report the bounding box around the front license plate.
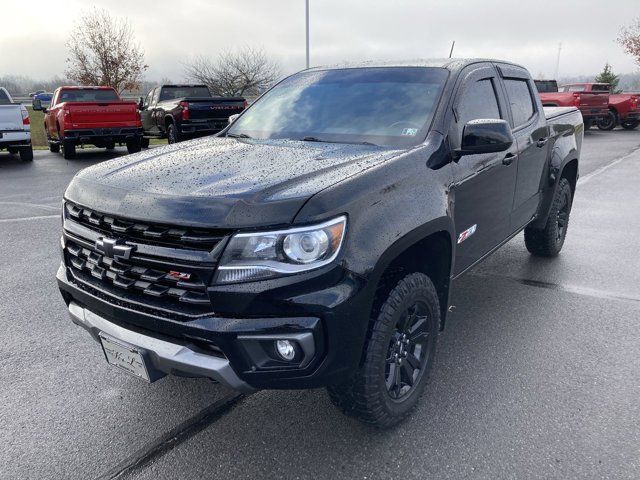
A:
[99,333,150,382]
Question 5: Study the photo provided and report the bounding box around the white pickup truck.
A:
[0,87,33,161]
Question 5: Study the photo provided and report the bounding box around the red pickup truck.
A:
[535,81,609,128]
[598,92,639,130]
[34,86,143,159]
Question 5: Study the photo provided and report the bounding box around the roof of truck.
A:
[307,58,526,72]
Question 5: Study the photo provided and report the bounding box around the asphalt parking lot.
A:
[1,129,639,479]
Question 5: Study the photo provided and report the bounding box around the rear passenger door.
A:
[450,64,518,275]
[496,65,549,230]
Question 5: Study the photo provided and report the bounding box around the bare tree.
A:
[65,8,148,93]
[184,47,281,97]
[618,18,640,66]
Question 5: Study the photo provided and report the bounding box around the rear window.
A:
[0,89,11,105]
[159,86,211,101]
[560,85,586,92]
[592,84,610,92]
[504,79,536,127]
[58,89,120,103]
[534,80,558,93]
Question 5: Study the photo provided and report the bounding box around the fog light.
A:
[275,340,296,361]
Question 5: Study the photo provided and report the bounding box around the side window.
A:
[504,79,535,128]
[457,78,501,136]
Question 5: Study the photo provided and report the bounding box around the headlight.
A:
[215,215,347,284]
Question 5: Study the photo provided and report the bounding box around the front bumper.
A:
[67,301,255,392]
[57,261,371,390]
[0,130,30,147]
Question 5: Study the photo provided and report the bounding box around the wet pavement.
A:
[1,130,639,479]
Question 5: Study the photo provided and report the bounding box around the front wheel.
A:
[327,273,439,428]
[524,177,573,257]
[597,110,617,131]
[167,124,180,144]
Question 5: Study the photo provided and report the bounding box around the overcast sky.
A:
[1,0,638,81]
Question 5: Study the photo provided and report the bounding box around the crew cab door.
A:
[496,65,549,230]
[450,65,518,275]
[140,89,155,134]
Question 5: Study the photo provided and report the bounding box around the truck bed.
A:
[543,106,580,121]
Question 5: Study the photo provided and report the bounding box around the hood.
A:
[65,136,403,228]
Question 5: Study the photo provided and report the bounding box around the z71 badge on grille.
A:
[95,237,135,260]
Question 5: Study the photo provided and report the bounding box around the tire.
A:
[327,273,440,428]
[141,137,150,149]
[7,147,18,155]
[524,177,572,257]
[621,121,639,130]
[62,139,76,159]
[19,145,33,162]
[126,137,142,154]
[48,142,60,153]
[597,110,617,131]
[584,118,593,130]
[105,141,115,150]
[167,123,180,144]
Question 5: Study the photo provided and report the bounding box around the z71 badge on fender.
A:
[457,224,477,244]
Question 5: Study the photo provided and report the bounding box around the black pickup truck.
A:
[57,59,582,428]
[139,84,245,145]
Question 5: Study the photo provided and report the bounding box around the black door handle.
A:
[502,153,516,166]
[536,138,549,147]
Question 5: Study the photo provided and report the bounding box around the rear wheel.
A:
[19,145,33,162]
[524,178,572,257]
[141,137,150,149]
[48,141,60,153]
[105,141,115,150]
[62,138,76,159]
[584,118,593,130]
[126,137,142,154]
[597,110,618,131]
[167,124,180,144]
[621,120,639,130]
[327,273,439,428]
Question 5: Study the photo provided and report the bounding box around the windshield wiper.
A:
[301,136,379,147]
[226,132,252,139]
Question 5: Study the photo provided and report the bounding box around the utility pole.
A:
[554,42,562,79]
[449,40,455,58]
[305,0,310,69]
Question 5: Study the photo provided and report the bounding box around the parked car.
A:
[139,84,246,145]
[28,90,45,98]
[0,87,33,161]
[32,92,53,110]
[535,81,609,128]
[34,86,143,159]
[57,59,582,427]
[597,92,639,130]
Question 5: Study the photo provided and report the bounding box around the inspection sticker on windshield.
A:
[401,128,419,136]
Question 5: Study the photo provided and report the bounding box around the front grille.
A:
[66,201,227,251]
[63,202,229,319]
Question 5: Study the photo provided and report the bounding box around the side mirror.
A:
[138,97,145,110]
[456,119,513,158]
[228,113,240,125]
[32,99,42,111]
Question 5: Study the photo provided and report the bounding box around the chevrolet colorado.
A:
[36,86,143,159]
[57,59,582,427]
[0,87,33,161]
[139,84,246,146]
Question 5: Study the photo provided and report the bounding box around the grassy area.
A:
[26,107,47,149]
[25,106,166,150]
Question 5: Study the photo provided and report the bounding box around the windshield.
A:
[58,89,119,102]
[228,67,448,147]
[159,86,211,101]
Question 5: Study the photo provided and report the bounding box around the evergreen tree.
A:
[595,63,620,93]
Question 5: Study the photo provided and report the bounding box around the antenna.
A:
[554,42,562,79]
[449,41,456,58]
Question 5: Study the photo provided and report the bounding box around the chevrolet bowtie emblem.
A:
[95,237,135,260]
